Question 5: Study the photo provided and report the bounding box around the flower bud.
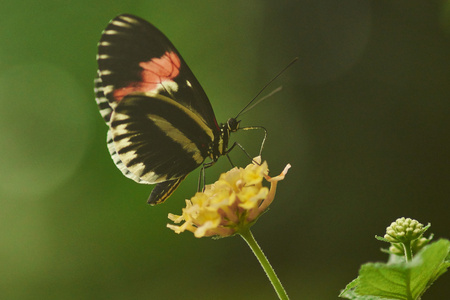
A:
[384,217,425,243]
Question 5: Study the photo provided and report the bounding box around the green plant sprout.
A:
[340,217,450,300]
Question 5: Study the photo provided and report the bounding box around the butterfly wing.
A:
[96,14,219,129]
[95,14,220,204]
[109,93,215,183]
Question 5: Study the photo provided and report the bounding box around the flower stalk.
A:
[239,227,289,300]
[167,157,291,298]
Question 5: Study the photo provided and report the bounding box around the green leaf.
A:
[340,277,393,299]
[354,239,450,300]
[339,278,359,299]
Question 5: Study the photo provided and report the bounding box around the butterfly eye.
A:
[227,118,240,132]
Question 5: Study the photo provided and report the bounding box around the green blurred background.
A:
[1,0,449,299]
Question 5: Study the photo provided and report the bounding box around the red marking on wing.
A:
[113,51,181,101]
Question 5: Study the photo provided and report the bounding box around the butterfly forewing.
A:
[96,14,223,204]
[97,14,219,129]
[94,75,113,123]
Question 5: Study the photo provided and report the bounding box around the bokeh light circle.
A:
[0,62,93,200]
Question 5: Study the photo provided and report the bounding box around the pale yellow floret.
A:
[167,158,290,238]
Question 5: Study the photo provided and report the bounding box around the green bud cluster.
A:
[384,217,425,243]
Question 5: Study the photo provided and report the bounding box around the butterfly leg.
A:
[241,125,267,157]
[198,160,216,192]
[225,126,267,165]
[225,141,257,164]
[226,154,235,168]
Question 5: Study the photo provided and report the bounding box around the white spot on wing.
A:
[97,54,111,60]
[161,80,179,95]
[104,30,119,35]
[113,112,129,121]
[119,15,140,24]
[111,20,132,28]
[93,85,103,93]
[99,70,112,76]
[99,107,111,119]
[103,85,114,94]
[94,95,107,104]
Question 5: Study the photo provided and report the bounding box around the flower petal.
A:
[167,159,291,238]
[259,164,291,212]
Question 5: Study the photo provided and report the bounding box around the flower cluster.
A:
[378,217,432,257]
[167,158,290,238]
[384,217,426,244]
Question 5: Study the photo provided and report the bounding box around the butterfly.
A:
[94,14,266,205]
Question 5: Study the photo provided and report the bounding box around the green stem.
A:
[402,241,413,262]
[402,241,414,300]
[239,228,289,300]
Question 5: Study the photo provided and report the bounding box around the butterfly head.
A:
[226,117,240,133]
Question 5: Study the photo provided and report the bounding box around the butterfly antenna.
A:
[239,86,283,116]
[235,57,298,119]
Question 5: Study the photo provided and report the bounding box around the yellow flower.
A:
[167,157,291,238]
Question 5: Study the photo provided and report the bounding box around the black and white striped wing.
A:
[110,93,214,184]
[96,14,218,129]
[95,14,221,204]
[108,93,216,204]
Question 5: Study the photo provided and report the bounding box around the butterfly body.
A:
[95,14,239,205]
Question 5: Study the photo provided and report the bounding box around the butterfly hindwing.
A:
[106,129,147,184]
[110,92,215,187]
[148,176,187,205]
